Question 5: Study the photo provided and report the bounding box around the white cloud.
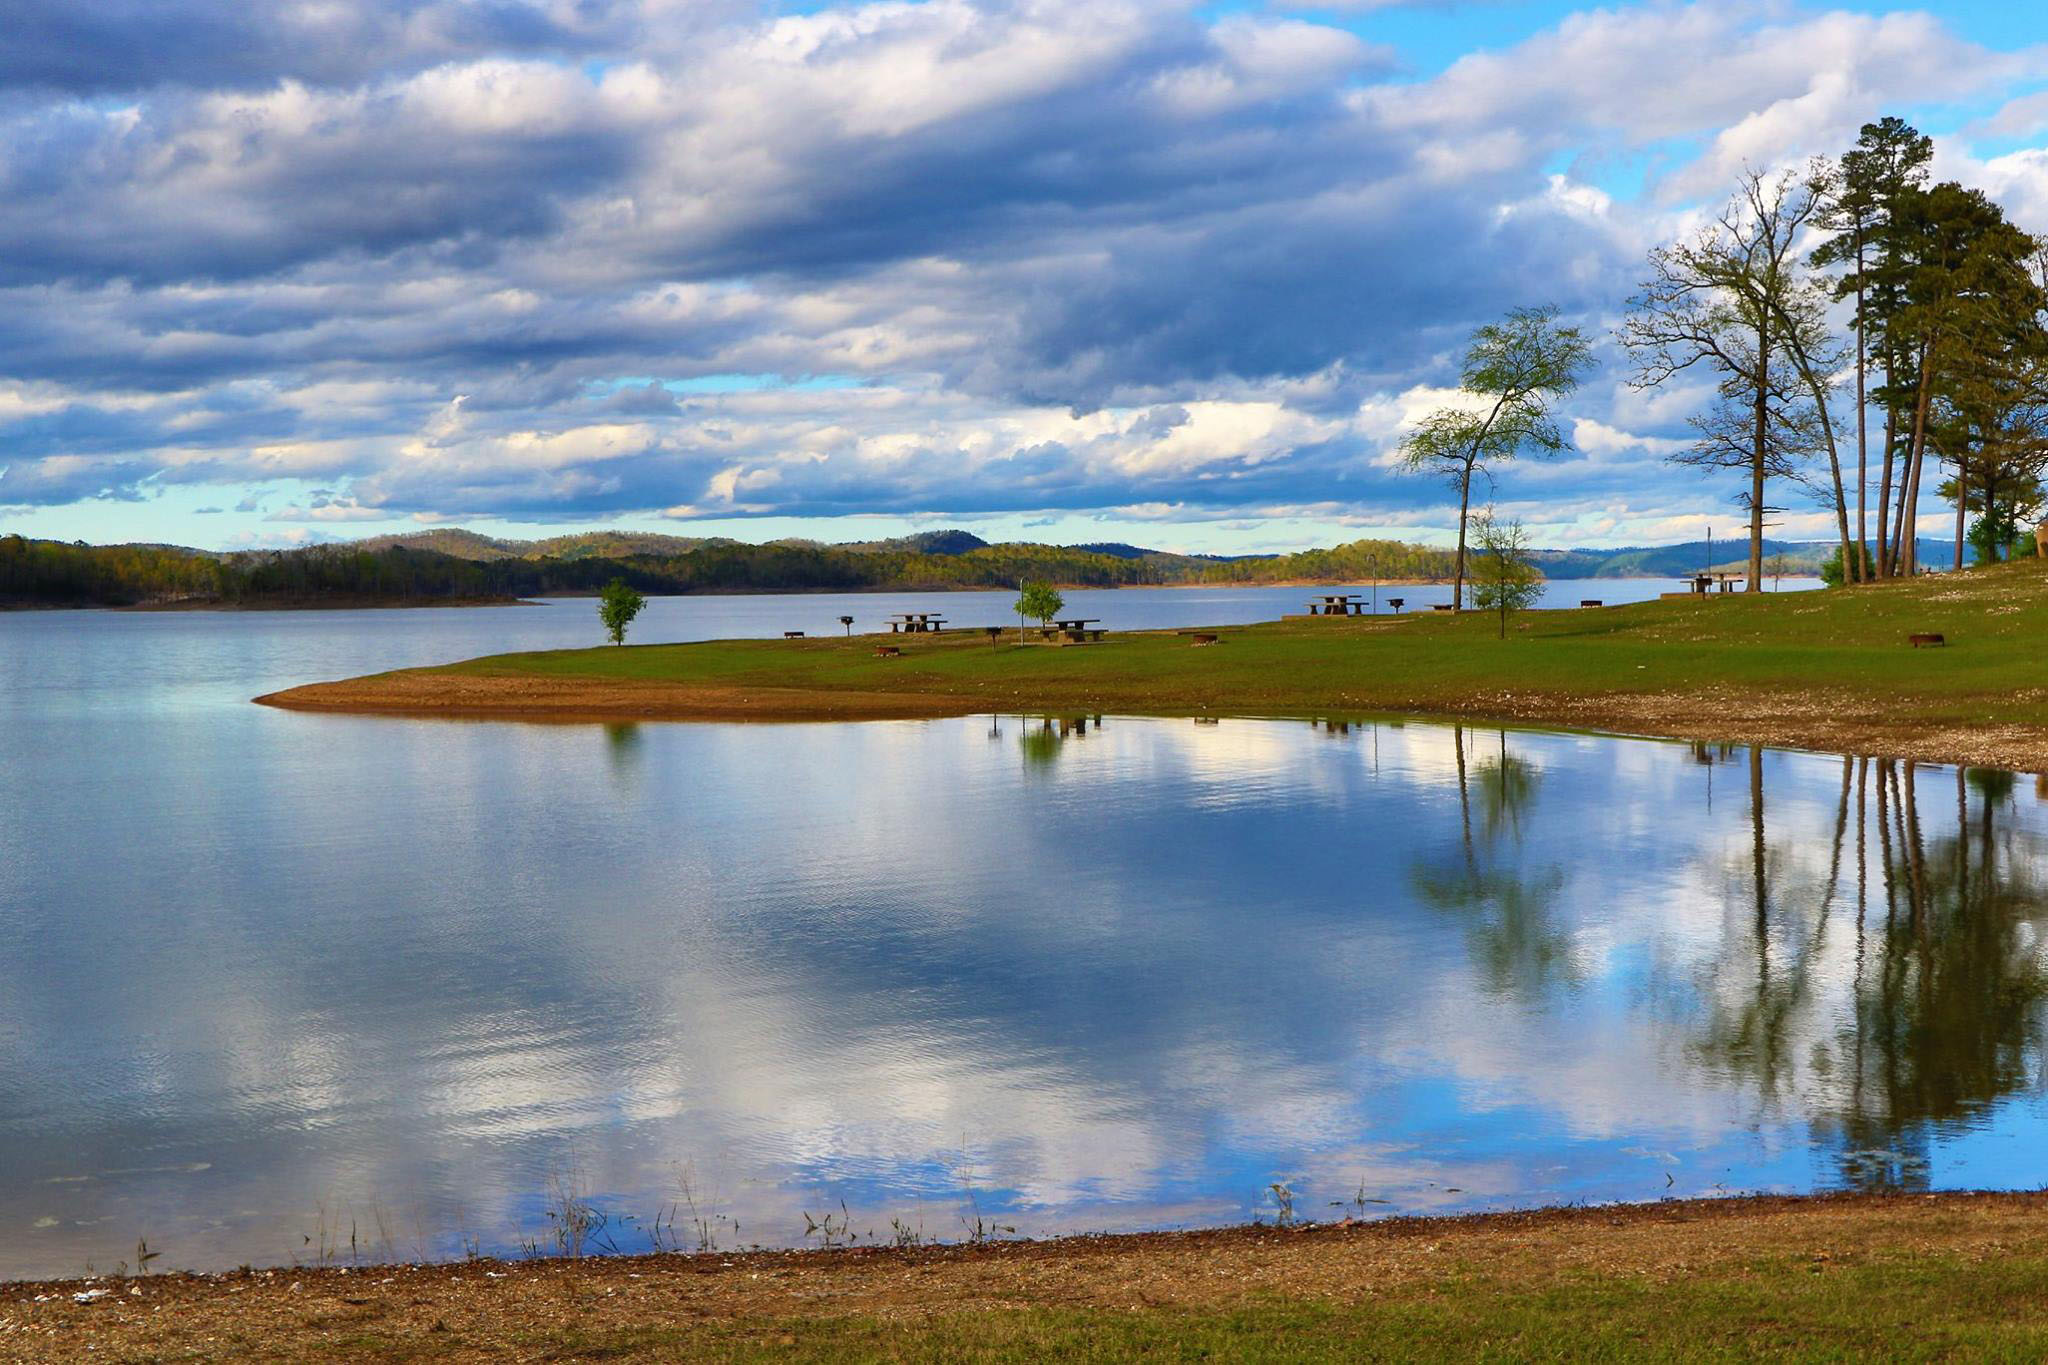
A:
[2,0,2045,545]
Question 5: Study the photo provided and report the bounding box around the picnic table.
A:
[1040,617,1104,642]
[1305,593,1371,616]
[1681,573,1744,596]
[886,612,949,633]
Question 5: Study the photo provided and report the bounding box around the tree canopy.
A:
[1400,306,1590,610]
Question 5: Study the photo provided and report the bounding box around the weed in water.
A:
[802,1201,854,1249]
[542,1171,619,1258]
[1268,1182,1296,1228]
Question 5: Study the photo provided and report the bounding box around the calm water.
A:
[3,583,2037,1281]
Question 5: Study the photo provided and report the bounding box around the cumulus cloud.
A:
[1,0,2045,540]
[0,0,650,95]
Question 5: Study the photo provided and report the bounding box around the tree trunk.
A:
[1899,347,1935,576]
[1827,445,1854,587]
[1876,404,1896,579]
[1798,349,1855,588]
[1452,463,1473,613]
[1853,263,1868,584]
[1954,459,1966,571]
[1749,322,1768,592]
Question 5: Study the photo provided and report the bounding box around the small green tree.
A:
[598,577,646,645]
[1469,512,1543,638]
[1016,580,1065,627]
[1819,543,1876,587]
[1401,305,1589,610]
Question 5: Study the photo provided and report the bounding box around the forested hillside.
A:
[0,531,1460,608]
[0,528,1960,609]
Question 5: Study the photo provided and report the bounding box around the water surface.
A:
[0,588,2036,1280]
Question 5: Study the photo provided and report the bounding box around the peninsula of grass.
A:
[258,559,2048,770]
[15,1192,2048,1361]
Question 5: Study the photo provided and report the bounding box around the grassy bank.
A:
[259,560,2048,769]
[11,1193,2048,1361]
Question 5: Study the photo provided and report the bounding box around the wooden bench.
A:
[1580,600,1603,608]
[874,645,902,657]
[783,630,804,638]
[1908,633,1945,648]
[1431,603,1454,612]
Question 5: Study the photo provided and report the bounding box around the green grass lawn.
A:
[410,560,2048,734]
[553,1251,2048,1362]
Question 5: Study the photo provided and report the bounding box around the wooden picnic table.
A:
[886,612,948,633]
[1040,617,1105,642]
[1681,573,1743,596]
[1306,594,1370,616]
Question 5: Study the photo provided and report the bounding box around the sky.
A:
[3,0,2047,555]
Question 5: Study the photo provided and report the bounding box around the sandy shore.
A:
[258,673,991,723]
[257,669,2048,771]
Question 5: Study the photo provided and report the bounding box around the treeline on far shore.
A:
[0,533,1477,608]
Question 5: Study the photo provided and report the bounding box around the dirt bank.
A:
[8,1192,2048,1361]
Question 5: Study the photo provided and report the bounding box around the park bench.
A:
[1908,633,1945,648]
[1580,599,1603,608]
[1431,603,1454,612]
[783,630,804,638]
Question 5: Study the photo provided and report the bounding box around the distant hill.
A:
[523,531,724,560]
[843,529,990,556]
[347,527,1958,579]
[1533,538,1966,579]
[359,529,726,561]
[1,523,1991,608]
[356,529,526,561]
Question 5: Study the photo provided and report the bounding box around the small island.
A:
[259,558,2048,772]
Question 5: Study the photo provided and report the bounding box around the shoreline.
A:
[257,663,2048,771]
[120,595,539,612]
[253,559,2048,771]
[8,574,1787,612]
[9,1190,2048,1359]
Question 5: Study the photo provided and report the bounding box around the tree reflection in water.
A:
[1019,715,1100,766]
[1414,726,1581,999]
[1686,752,2048,1190]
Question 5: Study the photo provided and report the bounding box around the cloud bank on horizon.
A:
[3,0,2047,553]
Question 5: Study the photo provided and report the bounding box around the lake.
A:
[4,581,2038,1281]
